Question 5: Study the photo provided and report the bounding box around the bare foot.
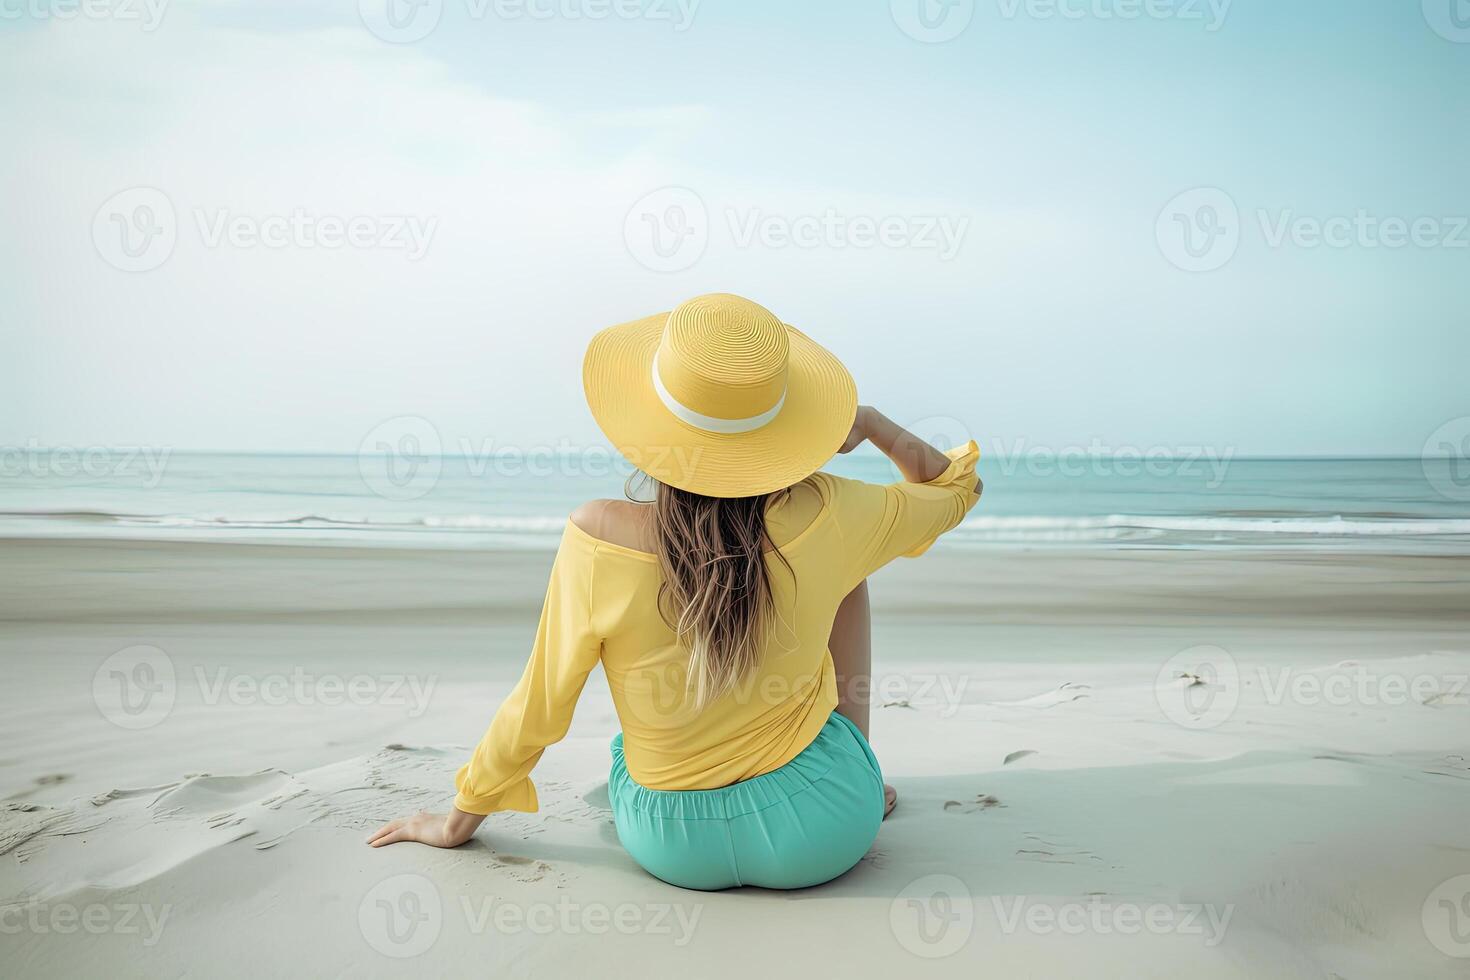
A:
[883,784,898,819]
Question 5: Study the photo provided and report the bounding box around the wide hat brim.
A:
[583,312,857,498]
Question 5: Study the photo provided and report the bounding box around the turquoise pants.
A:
[608,711,884,891]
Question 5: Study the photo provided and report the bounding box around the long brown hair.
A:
[647,482,791,707]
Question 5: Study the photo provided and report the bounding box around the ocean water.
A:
[1,451,1468,552]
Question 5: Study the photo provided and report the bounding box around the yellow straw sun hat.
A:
[583,293,857,498]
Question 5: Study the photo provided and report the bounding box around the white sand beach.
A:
[2,538,1468,978]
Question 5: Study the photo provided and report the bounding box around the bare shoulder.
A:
[569,499,653,551]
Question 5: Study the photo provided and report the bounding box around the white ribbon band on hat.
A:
[651,349,787,434]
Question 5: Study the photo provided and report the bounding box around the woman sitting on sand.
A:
[370,293,981,890]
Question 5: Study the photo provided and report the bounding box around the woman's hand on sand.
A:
[368,809,484,848]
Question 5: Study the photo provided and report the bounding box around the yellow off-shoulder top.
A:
[454,442,981,815]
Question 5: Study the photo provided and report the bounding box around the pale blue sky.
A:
[2,0,1465,456]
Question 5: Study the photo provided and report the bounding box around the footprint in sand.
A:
[2,774,72,802]
[943,794,1004,814]
[490,852,557,883]
[380,743,454,755]
[995,684,1090,709]
[1015,832,1105,866]
[1421,754,1470,779]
